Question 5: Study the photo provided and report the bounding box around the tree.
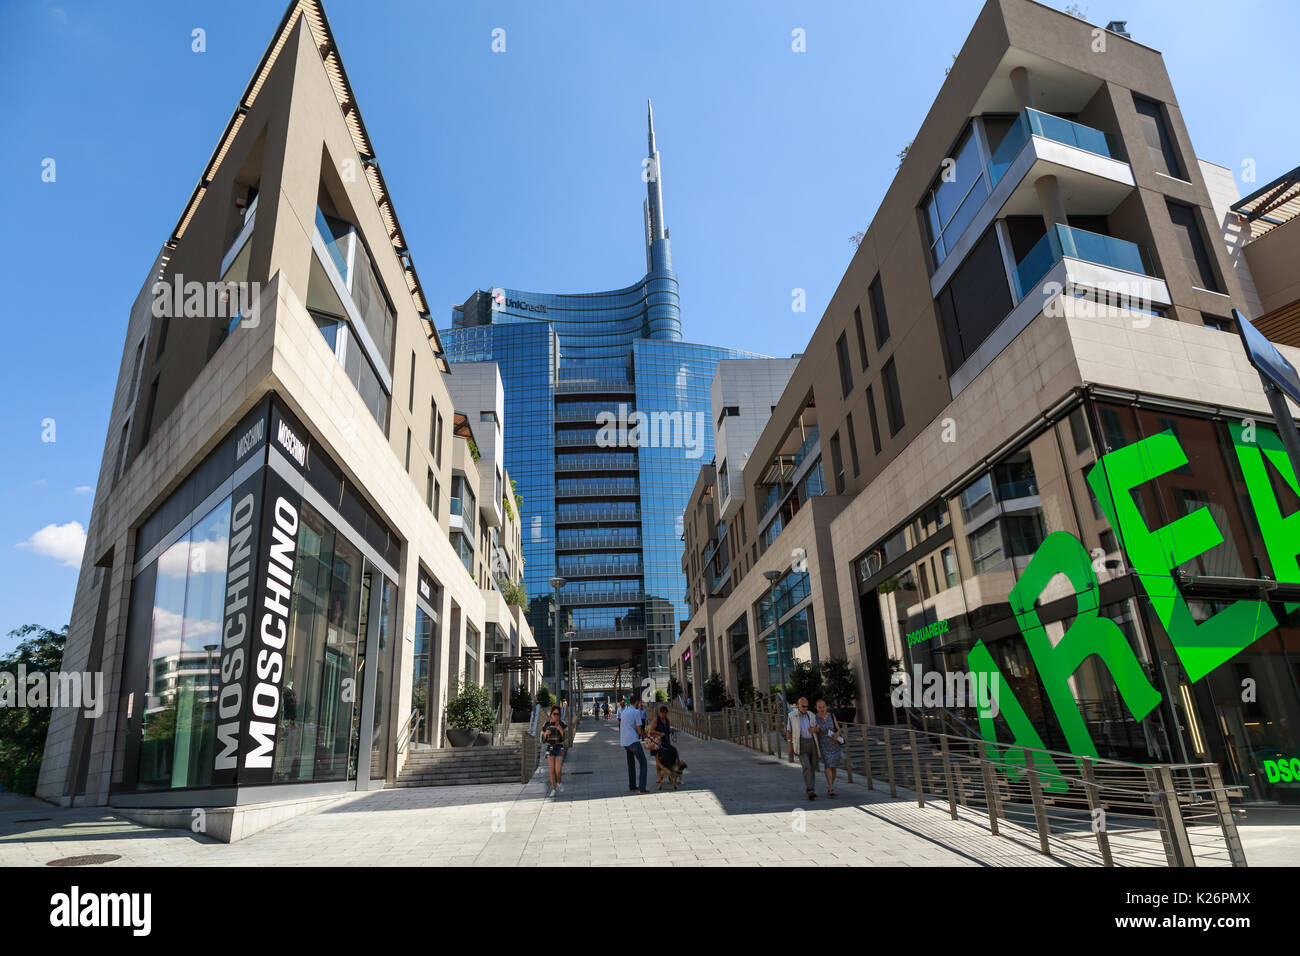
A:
[703,671,727,709]
[786,661,824,706]
[667,674,682,700]
[535,684,554,709]
[821,658,858,710]
[509,684,533,714]
[0,624,67,794]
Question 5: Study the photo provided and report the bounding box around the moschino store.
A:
[111,396,400,806]
[854,389,1300,804]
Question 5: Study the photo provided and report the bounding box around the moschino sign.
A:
[971,422,1298,789]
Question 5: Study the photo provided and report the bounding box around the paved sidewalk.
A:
[0,721,1139,866]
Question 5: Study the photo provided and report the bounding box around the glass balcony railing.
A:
[988,109,1121,187]
[1014,224,1158,299]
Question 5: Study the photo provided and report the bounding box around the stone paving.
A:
[0,719,1285,866]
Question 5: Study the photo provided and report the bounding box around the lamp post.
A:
[549,575,566,699]
[763,569,786,703]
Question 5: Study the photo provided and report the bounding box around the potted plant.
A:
[444,679,495,748]
[509,685,533,722]
[535,684,555,711]
[703,671,727,712]
[822,657,859,723]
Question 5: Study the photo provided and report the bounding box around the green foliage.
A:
[786,661,824,706]
[740,682,756,705]
[703,671,727,708]
[511,478,523,515]
[0,624,67,794]
[444,679,495,732]
[498,576,529,610]
[821,658,858,710]
[654,689,668,703]
[467,439,481,462]
[535,684,554,709]
[502,494,514,521]
[667,675,682,700]
[509,684,533,713]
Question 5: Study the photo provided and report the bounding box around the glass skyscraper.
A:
[441,103,764,690]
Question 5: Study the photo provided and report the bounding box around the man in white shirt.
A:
[785,697,819,800]
[620,695,648,793]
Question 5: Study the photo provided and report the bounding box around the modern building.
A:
[37,0,538,808]
[673,0,1300,804]
[441,105,765,698]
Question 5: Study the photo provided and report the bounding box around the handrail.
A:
[668,704,1247,867]
[395,706,423,756]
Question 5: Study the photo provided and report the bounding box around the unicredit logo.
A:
[506,297,547,314]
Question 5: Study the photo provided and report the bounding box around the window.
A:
[433,406,444,467]
[433,476,440,516]
[935,226,1013,373]
[141,377,160,443]
[853,306,869,369]
[155,315,170,360]
[408,351,416,412]
[1201,314,1232,332]
[1068,407,1092,455]
[836,332,853,397]
[922,125,989,268]
[846,412,861,477]
[829,432,846,494]
[113,421,130,485]
[865,385,882,454]
[1167,201,1221,292]
[130,339,145,398]
[868,275,890,347]
[716,405,740,428]
[426,468,434,509]
[881,358,904,436]
[1133,95,1184,179]
[404,429,412,472]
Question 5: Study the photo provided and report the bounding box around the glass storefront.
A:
[853,395,1300,802]
[117,397,398,796]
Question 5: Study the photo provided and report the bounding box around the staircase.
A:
[389,744,524,788]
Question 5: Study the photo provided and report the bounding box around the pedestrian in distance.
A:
[541,705,567,797]
[814,699,844,797]
[785,697,820,800]
[621,693,649,793]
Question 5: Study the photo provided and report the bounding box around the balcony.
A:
[1013,224,1166,301]
[556,559,644,579]
[561,627,646,643]
[555,453,637,473]
[555,505,641,524]
[989,109,1120,187]
[555,478,640,499]
[556,530,642,551]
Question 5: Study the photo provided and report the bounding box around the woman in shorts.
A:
[542,706,567,797]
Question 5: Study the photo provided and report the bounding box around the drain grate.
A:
[47,854,121,867]
[568,771,594,775]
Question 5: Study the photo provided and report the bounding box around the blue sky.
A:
[0,0,1296,649]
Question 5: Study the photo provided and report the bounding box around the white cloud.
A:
[17,521,86,567]
[74,485,94,495]
[157,536,229,579]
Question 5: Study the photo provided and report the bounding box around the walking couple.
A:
[785,697,845,799]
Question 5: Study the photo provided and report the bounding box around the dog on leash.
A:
[653,742,687,790]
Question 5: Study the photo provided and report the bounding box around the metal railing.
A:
[395,707,423,756]
[669,704,1246,867]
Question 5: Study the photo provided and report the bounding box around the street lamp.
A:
[549,575,566,698]
[763,569,786,704]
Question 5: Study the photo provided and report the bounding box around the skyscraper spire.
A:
[645,98,667,248]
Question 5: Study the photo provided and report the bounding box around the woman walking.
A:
[542,705,568,797]
[814,699,844,796]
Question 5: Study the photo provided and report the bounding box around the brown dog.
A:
[654,749,687,790]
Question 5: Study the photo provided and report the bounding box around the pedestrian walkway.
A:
[0,721,1211,866]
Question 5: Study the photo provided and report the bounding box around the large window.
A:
[1133,95,1184,179]
[922,126,989,269]
[853,306,869,370]
[1167,201,1222,292]
[935,226,1014,374]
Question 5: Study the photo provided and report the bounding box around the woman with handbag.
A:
[541,706,567,797]
[814,699,844,797]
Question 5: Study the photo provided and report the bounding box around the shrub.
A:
[445,679,495,732]
[498,577,529,610]
[535,685,555,709]
[703,671,727,708]
[667,675,682,700]
[654,689,668,703]
[509,685,533,713]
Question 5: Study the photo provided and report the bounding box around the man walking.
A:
[621,693,648,793]
[785,697,819,800]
